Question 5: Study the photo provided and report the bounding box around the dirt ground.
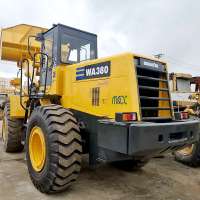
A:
[0,124,200,200]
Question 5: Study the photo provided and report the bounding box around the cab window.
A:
[43,33,53,67]
[60,33,94,64]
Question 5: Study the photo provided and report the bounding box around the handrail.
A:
[20,59,30,110]
[33,52,49,96]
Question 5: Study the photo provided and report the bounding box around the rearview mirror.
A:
[36,33,44,42]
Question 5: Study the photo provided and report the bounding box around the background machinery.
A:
[170,73,194,111]
[0,77,16,118]
[0,24,200,193]
[170,73,200,166]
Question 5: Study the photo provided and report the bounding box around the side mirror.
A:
[36,33,44,42]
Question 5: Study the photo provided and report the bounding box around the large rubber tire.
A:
[26,105,82,194]
[112,158,149,171]
[2,102,24,152]
[174,142,200,167]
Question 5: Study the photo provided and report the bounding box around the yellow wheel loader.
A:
[0,93,8,118]
[170,73,200,166]
[0,78,16,119]
[0,24,200,193]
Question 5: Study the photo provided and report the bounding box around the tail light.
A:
[174,112,189,120]
[115,112,137,122]
[180,112,189,119]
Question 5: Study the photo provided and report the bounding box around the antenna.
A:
[154,53,164,59]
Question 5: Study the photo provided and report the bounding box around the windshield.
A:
[60,33,96,64]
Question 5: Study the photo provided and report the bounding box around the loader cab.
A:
[40,24,97,86]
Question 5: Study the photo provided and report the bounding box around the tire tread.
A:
[2,102,23,152]
[27,104,82,193]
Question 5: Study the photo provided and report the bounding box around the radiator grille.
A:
[135,57,172,121]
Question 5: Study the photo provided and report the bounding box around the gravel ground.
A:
[0,123,200,200]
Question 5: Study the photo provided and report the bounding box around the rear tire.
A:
[2,102,24,152]
[26,105,82,193]
[112,158,149,171]
[174,142,200,167]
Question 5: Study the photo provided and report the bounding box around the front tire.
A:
[2,102,24,152]
[26,105,82,193]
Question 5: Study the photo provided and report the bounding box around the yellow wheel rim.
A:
[29,126,46,172]
[177,144,194,156]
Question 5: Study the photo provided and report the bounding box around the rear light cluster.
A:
[180,112,189,119]
[174,112,189,120]
[115,112,137,122]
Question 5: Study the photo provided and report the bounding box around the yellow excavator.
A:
[0,24,199,194]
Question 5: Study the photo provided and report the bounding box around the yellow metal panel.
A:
[48,66,65,95]
[46,52,171,121]
[57,53,141,120]
[9,95,27,118]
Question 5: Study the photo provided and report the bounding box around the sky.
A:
[0,0,200,78]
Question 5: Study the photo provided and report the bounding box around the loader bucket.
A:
[0,24,47,62]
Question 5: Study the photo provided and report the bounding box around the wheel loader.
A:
[170,73,200,166]
[0,78,16,118]
[0,24,200,194]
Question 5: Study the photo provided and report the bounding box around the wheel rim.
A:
[29,126,46,172]
[177,144,194,156]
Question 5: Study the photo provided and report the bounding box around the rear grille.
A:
[135,57,172,121]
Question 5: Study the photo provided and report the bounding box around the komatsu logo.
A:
[76,61,110,80]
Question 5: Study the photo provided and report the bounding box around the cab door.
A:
[40,32,54,87]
